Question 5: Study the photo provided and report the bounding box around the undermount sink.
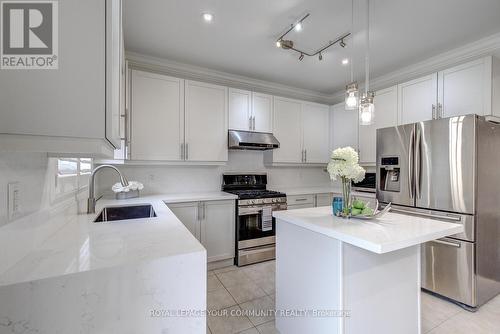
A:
[94,204,157,223]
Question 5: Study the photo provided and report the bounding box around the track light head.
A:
[340,39,346,48]
[279,39,294,50]
[319,53,323,61]
[299,53,304,61]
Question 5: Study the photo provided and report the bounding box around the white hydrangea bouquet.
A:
[327,147,366,216]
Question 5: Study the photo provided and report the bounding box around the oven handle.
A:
[238,206,286,216]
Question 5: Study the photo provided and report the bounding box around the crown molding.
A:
[330,31,500,104]
[125,51,333,104]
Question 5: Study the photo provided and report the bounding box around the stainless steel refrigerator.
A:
[376,114,500,308]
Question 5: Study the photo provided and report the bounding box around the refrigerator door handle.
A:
[408,126,415,199]
[431,238,461,248]
[390,207,462,222]
[415,125,422,199]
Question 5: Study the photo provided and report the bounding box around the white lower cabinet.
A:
[315,193,333,207]
[168,200,235,263]
[287,193,333,210]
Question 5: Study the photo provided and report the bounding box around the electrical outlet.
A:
[8,182,21,221]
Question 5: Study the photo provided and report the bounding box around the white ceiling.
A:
[123,0,500,95]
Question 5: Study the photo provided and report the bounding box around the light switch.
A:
[8,182,21,221]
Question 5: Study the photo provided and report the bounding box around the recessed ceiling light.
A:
[342,58,349,65]
[294,22,302,32]
[202,13,213,22]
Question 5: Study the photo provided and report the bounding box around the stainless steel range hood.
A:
[228,130,280,150]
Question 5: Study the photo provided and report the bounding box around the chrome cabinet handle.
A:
[432,104,436,119]
[203,203,206,219]
[295,198,308,202]
[415,125,421,199]
[437,103,443,119]
[408,127,415,199]
[249,117,252,130]
[185,143,189,160]
[431,238,461,248]
[181,143,184,160]
[304,149,307,163]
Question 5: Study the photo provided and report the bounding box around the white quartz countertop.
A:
[0,192,236,287]
[273,206,463,254]
[273,186,376,198]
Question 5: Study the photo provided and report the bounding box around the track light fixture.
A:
[275,13,350,62]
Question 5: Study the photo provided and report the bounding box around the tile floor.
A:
[207,260,500,334]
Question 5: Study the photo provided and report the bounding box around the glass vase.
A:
[341,177,352,216]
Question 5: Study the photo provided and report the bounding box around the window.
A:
[52,158,93,201]
[57,158,92,177]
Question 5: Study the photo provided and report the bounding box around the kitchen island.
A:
[273,206,464,334]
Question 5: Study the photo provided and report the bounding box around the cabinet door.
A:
[359,86,398,165]
[229,88,251,131]
[272,97,303,163]
[330,103,358,152]
[302,103,330,163]
[130,70,184,160]
[168,202,200,240]
[105,0,122,148]
[398,74,438,124]
[315,193,333,207]
[185,81,228,162]
[0,0,105,139]
[438,57,492,118]
[200,200,235,263]
[252,93,273,133]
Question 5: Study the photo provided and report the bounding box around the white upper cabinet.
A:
[252,92,273,133]
[229,89,273,133]
[266,97,329,165]
[438,57,492,118]
[358,86,398,165]
[271,97,303,163]
[397,56,493,124]
[398,74,438,125]
[130,70,184,161]
[302,103,330,163]
[330,103,358,152]
[229,88,252,131]
[0,0,122,157]
[185,80,228,162]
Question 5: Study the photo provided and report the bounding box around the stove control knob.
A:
[272,198,277,203]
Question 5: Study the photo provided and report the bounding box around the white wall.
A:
[493,54,500,116]
[96,151,333,196]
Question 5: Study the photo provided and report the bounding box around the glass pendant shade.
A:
[359,91,375,125]
[345,82,359,110]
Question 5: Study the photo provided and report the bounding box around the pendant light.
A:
[359,0,375,125]
[345,0,359,110]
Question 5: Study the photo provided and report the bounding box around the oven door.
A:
[238,205,276,249]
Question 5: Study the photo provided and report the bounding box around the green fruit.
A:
[351,208,362,216]
[352,199,365,210]
[361,207,374,216]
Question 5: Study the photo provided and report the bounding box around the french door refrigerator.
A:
[376,114,500,308]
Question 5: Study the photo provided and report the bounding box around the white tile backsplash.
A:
[96,151,333,196]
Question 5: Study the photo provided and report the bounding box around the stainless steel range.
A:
[222,174,287,266]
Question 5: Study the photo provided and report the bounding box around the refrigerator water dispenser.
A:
[380,157,400,192]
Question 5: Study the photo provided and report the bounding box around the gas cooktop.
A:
[224,189,286,199]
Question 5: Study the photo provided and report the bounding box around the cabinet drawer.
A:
[287,203,315,210]
[315,193,333,207]
[287,194,315,206]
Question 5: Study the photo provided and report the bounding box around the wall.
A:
[96,151,333,196]
[0,153,86,227]
[493,54,500,115]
